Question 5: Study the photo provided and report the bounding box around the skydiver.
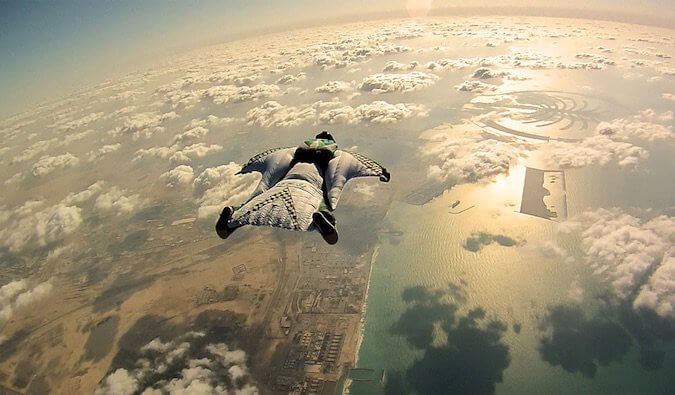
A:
[215,131,390,244]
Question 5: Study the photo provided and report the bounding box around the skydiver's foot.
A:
[313,211,338,245]
[216,206,234,239]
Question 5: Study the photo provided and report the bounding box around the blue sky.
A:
[1,0,673,118]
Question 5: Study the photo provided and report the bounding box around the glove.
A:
[379,168,391,182]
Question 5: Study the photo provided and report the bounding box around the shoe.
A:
[216,206,234,239]
[313,211,339,245]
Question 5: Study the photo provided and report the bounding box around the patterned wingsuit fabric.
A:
[229,145,386,231]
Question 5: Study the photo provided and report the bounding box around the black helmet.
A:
[315,131,335,141]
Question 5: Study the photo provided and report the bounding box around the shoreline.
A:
[343,241,382,395]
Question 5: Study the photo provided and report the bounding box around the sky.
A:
[1,0,674,118]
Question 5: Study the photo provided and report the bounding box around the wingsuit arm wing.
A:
[324,150,390,210]
[238,147,296,196]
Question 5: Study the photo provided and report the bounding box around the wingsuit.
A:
[215,131,390,244]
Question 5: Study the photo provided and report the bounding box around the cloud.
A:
[275,72,306,85]
[662,93,675,102]
[11,138,55,164]
[95,369,138,395]
[0,201,82,252]
[359,72,438,94]
[382,60,418,72]
[134,119,223,165]
[561,209,675,318]
[58,112,105,132]
[534,240,575,264]
[95,187,145,216]
[61,181,106,205]
[192,163,258,219]
[0,279,54,326]
[634,249,675,318]
[160,165,194,188]
[455,80,499,93]
[109,111,179,140]
[420,124,525,184]
[538,135,648,169]
[312,42,410,70]
[201,84,280,105]
[31,153,80,176]
[314,81,354,94]
[318,100,429,124]
[171,127,209,146]
[87,144,121,162]
[472,67,509,79]
[4,172,22,185]
[246,101,317,128]
[95,332,257,395]
[596,110,673,142]
[573,53,617,67]
[184,115,235,130]
[169,143,223,165]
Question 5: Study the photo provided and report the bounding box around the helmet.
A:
[315,131,335,141]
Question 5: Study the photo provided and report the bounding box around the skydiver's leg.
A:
[313,200,338,245]
[216,206,238,240]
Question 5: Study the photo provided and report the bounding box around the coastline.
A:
[343,242,381,395]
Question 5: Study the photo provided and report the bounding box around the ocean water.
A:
[351,157,675,394]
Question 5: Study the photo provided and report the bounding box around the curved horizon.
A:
[1,1,674,118]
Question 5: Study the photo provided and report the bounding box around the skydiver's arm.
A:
[324,150,390,209]
[236,147,296,197]
[237,146,295,175]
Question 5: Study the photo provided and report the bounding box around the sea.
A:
[349,151,675,394]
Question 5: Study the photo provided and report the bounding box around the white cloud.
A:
[562,209,675,318]
[0,279,53,326]
[455,80,499,93]
[421,124,525,183]
[95,187,145,216]
[109,111,179,140]
[634,249,675,318]
[171,126,209,146]
[312,42,410,70]
[94,369,138,395]
[534,240,575,264]
[0,201,82,253]
[662,93,675,102]
[4,172,22,185]
[538,135,648,169]
[184,115,235,130]
[95,332,258,395]
[31,153,80,176]
[192,163,258,219]
[161,165,194,187]
[87,144,121,162]
[472,67,508,79]
[62,181,106,205]
[58,112,104,132]
[318,100,429,124]
[11,138,55,164]
[246,101,316,128]
[202,84,280,105]
[314,81,354,94]
[596,110,673,142]
[275,72,306,85]
[382,60,418,72]
[359,72,438,94]
[0,280,27,306]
